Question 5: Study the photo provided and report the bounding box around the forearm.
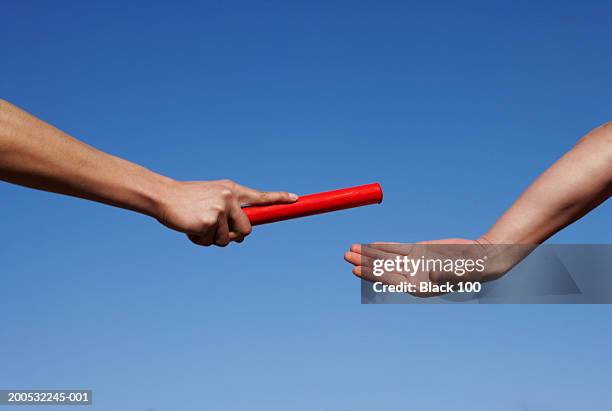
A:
[481,123,612,244]
[0,99,171,217]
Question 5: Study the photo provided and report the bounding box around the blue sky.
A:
[1,1,611,410]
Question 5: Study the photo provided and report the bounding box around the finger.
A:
[344,251,361,266]
[352,242,400,252]
[350,244,441,290]
[236,185,298,206]
[214,214,230,247]
[353,265,407,286]
[350,244,362,253]
[350,243,397,263]
[345,250,380,269]
[228,201,253,238]
[187,233,211,247]
[355,265,437,298]
[351,243,402,255]
[368,243,419,255]
[357,244,441,271]
[229,233,246,242]
[196,220,217,247]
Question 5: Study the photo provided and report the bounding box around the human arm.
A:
[480,122,612,244]
[0,99,297,246]
[345,122,612,289]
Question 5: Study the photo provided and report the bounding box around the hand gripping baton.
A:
[243,183,383,226]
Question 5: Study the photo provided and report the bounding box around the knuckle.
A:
[189,235,209,247]
[208,204,225,217]
[201,216,218,227]
[219,189,234,200]
[235,228,251,237]
[219,179,235,187]
[593,121,612,138]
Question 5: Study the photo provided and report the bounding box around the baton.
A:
[243,182,383,226]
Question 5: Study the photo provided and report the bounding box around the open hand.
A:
[344,239,530,297]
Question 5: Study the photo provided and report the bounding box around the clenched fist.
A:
[156,179,298,247]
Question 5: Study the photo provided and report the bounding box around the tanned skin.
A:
[345,122,612,291]
[0,99,298,247]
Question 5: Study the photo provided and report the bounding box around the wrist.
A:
[111,157,176,219]
[476,234,538,281]
[477,232,514,246]
[142,172,176,220]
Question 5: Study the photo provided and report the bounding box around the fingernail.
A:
[289,193,299,201]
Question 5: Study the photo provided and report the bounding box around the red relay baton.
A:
[243,182,383,226]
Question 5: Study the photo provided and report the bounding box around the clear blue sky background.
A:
[1,1,611,410]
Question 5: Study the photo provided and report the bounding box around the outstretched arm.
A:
[481,122,612,245]
[0,99,297,247]
[345,122,612,291]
